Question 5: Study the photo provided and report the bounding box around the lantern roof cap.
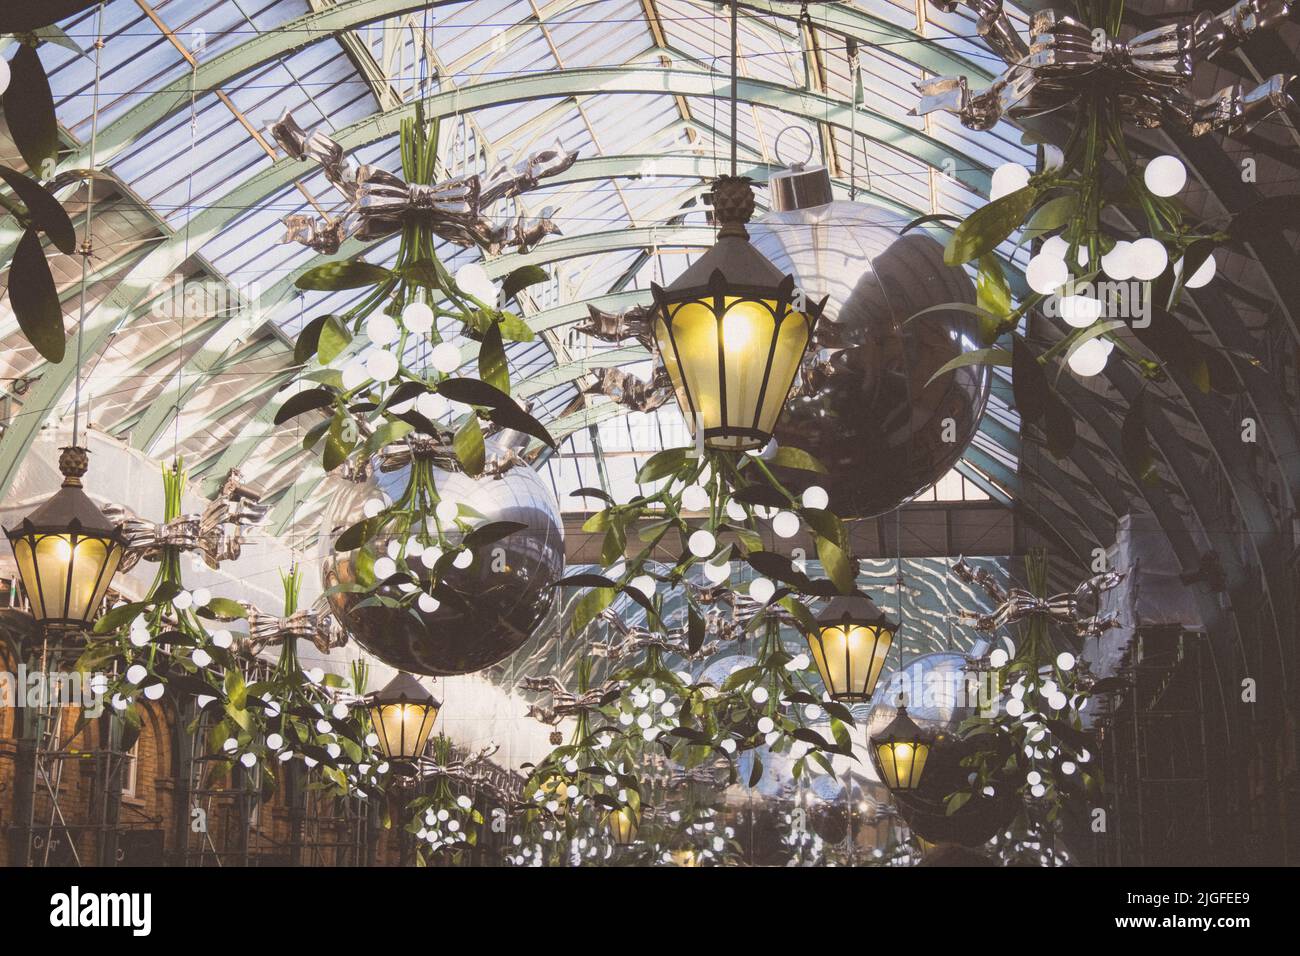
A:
[876,702,933,744]
[4,447,123,540]
[815,591,897,630]
[371,671,441,708]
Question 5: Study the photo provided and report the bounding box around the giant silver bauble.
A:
[748,201,990,517]
[321,457,565,676]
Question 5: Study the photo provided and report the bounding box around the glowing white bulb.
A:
[704,560,730,584]
[1067,338,1111,377]
[332,702,349,720]
[751,686,769,704]
[365,313,399,346]
[365,348,399,382]
[1048,691,1068,710]
[126,664,147,685]
[144,683,165,700]
[629,574,656,598]
[1040,236,1069,260]
[1056,651,1076,671]
[192,648,212,668]
[363,497,385,518]
[725,500,747,521]
[989,648,1009,668]
[1026,252,1069,295]
[130,630,151,648]
[771,511,799,538]
[192,588,211,608]
[416,391,447,420]
[455,263,497,305]
[1006,698,1025,717]
[1030,783,1046,798]
[1058,293,1103,329]
[1143,155,1186,197]
[1178,252,1216,289]
[1129,237,1168,281]
[173,589,193,610]
[749,577,775,604]
[680,485,710,512]
[430,341,462,374]
[418,592,440,613]
[1101,240,1135,281]
[341,359,368,391]
[800,485,828,510]
[989,162,1030,201]
[688,529,716,557]
[453,549,473,569]
[373,556,397,580]
[435,499,459,524]
[1061,760,1076,775]
[402,301,434,334]
[720,738,737,754]
[757,716,774,733]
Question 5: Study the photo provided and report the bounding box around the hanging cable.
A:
[71,3,108,450]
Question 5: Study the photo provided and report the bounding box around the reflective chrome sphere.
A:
[322,458,565,676]
[748,201,990,517]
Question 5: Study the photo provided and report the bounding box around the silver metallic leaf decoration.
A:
[913,0,1294,136]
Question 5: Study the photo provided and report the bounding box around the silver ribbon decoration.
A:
[951,562,1126,636]
[518,674,624,726]
[104,471,270,573]
[912,0,1294,136]
[268,110,578,254]
[237,598,346,656]
[584,366,675,413]
[574,302,658,349]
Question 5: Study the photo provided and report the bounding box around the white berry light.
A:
[1058,293,1103,329]
[1143,155,1187,197]
[1100,240,1135,281]
[365,313,399,346]
[365,348,399,382]
[688,529,716,558]
[1026,252,1069,295]
[402,301,434,334]
[1067,338,1112,377]
[771,511,799,538]
[990,162,1030,201]
[749,577,775,604]
[1179,252,1216,289]
[680,484,710,512]
[455,263,497,305]
[801,485,828,510]
[430,341,462,374]
[1129,237,1169,281]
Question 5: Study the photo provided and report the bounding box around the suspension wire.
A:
[729,0,739,177]
[71,2,108,449]
[174,51,201,463]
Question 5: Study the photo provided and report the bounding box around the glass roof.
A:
[13,0,1034,536]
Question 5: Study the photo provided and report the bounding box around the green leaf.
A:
[570,586,616,637]
[748,756,764,788]
[946,791,972,816]
[497,311,535,342]
[334,518,377,553]
[273,387,335,425]
[402,259,450,291]
[1021,193,1077,240]
[1121,393,1160,486]
[295,260,392,292]
[901,213,961,235]
[9,227,65,362]
[454,414,486,476]
[318,314,352,365]
[197,597,247,621]
[635,447,688,484]
[323,413,355,472]
[500,265,549,304]
[975,253,1012,324]
[945,186,1038,266]
[2,45,58,175]
[478,320,509,394]
[92,600,149,635]
[365,419,413,456]
[814,534,855,594]
[768,446,827,474]
[461,520,527,550]
[924,347,1012,388]
[294,314,330,365]
[0,165,74,253]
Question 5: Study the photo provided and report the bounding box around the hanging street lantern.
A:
[364,672,441,775]
[869,702,934,792]
[607,807,638,845]
[650,175,825,451]
[4,447,126,632]
[804,592,897,702]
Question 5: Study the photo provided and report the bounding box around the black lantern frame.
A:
[869,703,934,792]
[606,807,638,845]
[364,672,441,775]
[804,592,897,702]
[650,176,825,452]
[4,447,125,632]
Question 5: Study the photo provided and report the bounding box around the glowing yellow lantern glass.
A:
[607,807,638,845]
[365,672,440,775]
[651,176,823,451]
[805,593,896,702]
[4,447,125,631]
